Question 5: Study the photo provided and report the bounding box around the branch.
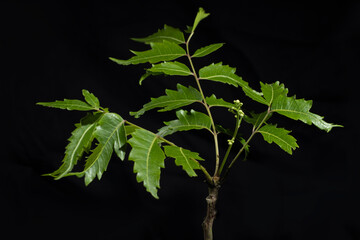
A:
[220,108,271,182]
[185,32,220,178]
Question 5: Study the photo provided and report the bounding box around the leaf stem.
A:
[218,112,243,176]
[221,108,271,181]
[186,32,220,179]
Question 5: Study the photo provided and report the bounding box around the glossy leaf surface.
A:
[205,95,236,109]
[82,89,100,109]
[131,25,185,44]
[37,99,95,111]
[164,146,203,177]
[199,62,267,104]
[128,129,165,199]
[43,113,103,179]
[271,95,341,132]
[192,43,224,58]
[109,41,186,65]
[147,61,192,76]
[191,7,210,32]
[158,109,212,137]
[67,113,126,185]
[130,84,202,118]
[258,124,298,154]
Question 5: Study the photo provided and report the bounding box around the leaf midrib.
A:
[81,120,125,173]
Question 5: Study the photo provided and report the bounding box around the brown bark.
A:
[202,185,220,240]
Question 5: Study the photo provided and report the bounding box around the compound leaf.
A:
[128,129,165,199]
[164,146,203,177]
[43,112,103,179]
[192,43,224,58]
[147,61,192,76]
[130,84,202,118]
[109,41,186,65]
[158,109,212,137]
[258,124,298,154]
[131,24,185,44]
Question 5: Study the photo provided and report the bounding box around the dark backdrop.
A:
[5,1,359,239]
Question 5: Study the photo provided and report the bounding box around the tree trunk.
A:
[202,185,220,240]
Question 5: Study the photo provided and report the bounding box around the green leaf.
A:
[258,124,298,154]
[199,62,267,104]
[109,41,186,65]
[244,111,272,129]
[37,99,95,111]
[258,82,342,132]
[68,113,126,185]
[130,84,202,118]
[271,95,341,132]
[158,109,212,137]
[43,113,103,179]
[139,71,163,85]
[128,129,165,199]
[260,81,288,106]
[199,62,243,87]
[192,43,224,58]
[147,61,192,76]
[205,95,236,109]
[131,25,185,44]
[191,7,210,32]
[82,89,100,109]
[164,146,203,177]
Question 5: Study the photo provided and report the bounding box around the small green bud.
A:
[239,110,244,117]
[227,139,234,145]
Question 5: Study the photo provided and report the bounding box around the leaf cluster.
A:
[38,8,341,199]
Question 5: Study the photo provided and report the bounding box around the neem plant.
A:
[37,8,342,240]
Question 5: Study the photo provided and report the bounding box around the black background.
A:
[5,1,359,239]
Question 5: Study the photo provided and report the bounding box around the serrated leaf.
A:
[199,62,243,87]
[260,81,288,106]
[131,25,185,44]
[258,124,298,154]
[164,146,203,177]
[130,84,202,118]
[191,7,210,32]
[147,61,192,76]
[43,112,103,179]
[37,99,95,111]
[128,129,165,199]
[109,41,186,66]
[82,89,100,109]
[192,43,224,58]
[68,113,126,185]
[199,62,267,104]
[271,95,341,132]
[158,109,212,137]
[205,95,236,109]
